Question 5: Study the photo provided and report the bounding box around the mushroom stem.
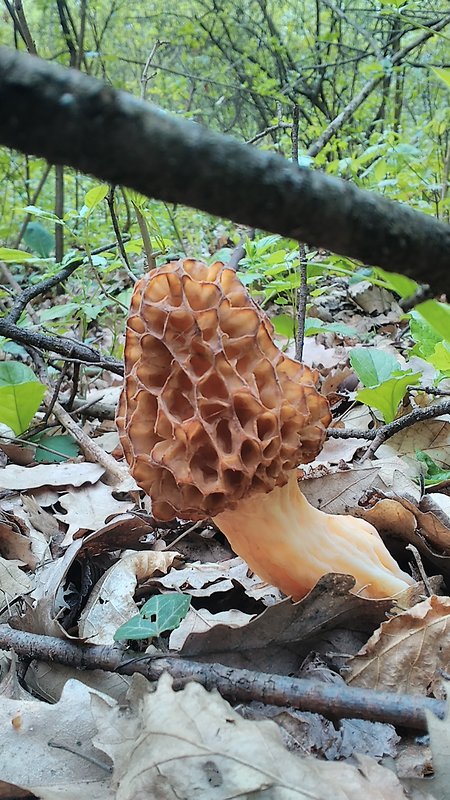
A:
[213,472,413,600]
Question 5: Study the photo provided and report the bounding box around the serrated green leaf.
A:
[34,434,79,463]
[416,300,450,345]
[0,362,46,435]
[409,312,441,359]
[356,371,421,423]
[416,450,450,487]
[428,341,450,372]
[350,347,400,387]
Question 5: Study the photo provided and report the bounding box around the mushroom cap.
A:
[116,259,331,520]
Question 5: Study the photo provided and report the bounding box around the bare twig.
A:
[308,14,450,158]
[0,625,444,731]
[360,399,450,461]
[227,228,255,271]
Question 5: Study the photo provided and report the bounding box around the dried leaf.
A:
[55,482,134,543]
[0,557,33,608]
[151,555,282,603]
[0,462,105,491]
[180,574,394,673]
[0,679,112,799]
[92,673,410,800]
[377,419,450,472]
[169,607,254,650]
[347,596,450,695]
[78,550,180,644]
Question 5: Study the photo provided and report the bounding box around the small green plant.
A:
[416,451,450,487]
[350,347,421,423]
[0,361,46,435]
[114,593,191,642]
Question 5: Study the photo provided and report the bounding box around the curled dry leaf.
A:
[347,595,450,696]
[0,461,105,491]
[91,672,410,800]
[78,550,180,644]
[150,555,282,603]
[0,679,113,800]
[0,509,49,570]
[169,607,254,650]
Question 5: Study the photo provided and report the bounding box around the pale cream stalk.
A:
[213,472,413,600]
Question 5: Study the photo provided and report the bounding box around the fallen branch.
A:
[327,398,450,456]
[0,318,123,374]
[0,625,443,730]
[1,48,450,292]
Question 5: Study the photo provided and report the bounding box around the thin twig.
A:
[227,228,255,271]
[0,625,444,731]
[360,399,450,461]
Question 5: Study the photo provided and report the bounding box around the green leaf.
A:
[84,184,109,210]
[350,347,400,387]
[409,312,441,359]
[305,319,360,338]
[416,300,450,344]
[427,342,450,373]
[39,302,80,322]
[23,222,55,258]
[114,593,191,642]
[114,614,160,641]
[0,247,40,263]
[22,205,64,224]
[374,268,418,299]
[356,371,421,423]
[34,434,79,463]
[416,451,450,487]
[0,362,46,435]
[272,313,295,339]
[431,67,450,90]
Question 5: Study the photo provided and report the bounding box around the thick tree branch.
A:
[0,48,449,293]
[0,624,444,731]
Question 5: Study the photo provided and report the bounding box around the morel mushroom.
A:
[116,259,413,600]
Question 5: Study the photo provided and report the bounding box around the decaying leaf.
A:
[55,482,135,544]
[169,607,254,650]
[377,419,450,472]
[347,595,450,696]
[0,679,113,799]
[301,456,420,515]
[10,540,83,637]
[0,556,33,610]
[425,691,450,800]
[150,555,282,603]
[0,509,49,570]
[179,574,395,673]
[91,673,410,800]
[0,461,105,490]
[78,550,180,644]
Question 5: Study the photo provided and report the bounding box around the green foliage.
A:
[416,451,450,487]
[350,348,421,423]
[0,362,46,435]
[33,434,79,463]
[23,222,55,257]
[0,247,43,264]
[114,593,191,642]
